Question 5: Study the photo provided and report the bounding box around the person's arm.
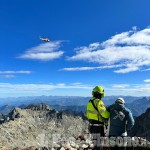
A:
[126,110,135,131]
[106,105,112,112]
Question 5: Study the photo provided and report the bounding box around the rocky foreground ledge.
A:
[1,104,150,150]
[2,134,150,150]
[0,134,94,150]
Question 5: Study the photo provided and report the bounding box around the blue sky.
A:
[0,0,150,97]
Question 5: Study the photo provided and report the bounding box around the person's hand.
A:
[121,132,127,136]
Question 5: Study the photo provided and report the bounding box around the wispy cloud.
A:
[141,68,150,71]
[67,27,150,73]
[0,71,32,74]
[108,83,150,96]
[112,84,130,89]
[144,79,150,83]
[0,75,15,78]
[0,82,150,96]
[0,83,92,94]
[18,41,64,61]
[61,64,123,71]
[0,70,32,78]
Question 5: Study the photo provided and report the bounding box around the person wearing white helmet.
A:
[107,97,134,150]
[115,97,125,104]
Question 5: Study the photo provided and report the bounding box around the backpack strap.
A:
[110,106,115,111]
[110,105,128,116]
[89,98,98,112]
[111,106,129,120]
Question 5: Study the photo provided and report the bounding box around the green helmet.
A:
[92,86,105,98]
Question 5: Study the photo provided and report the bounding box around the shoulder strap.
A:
[114,108,129,120]
[110,106,115,111]
[89,99,98,112]
[110,105,128,116]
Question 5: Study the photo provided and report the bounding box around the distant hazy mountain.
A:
[0,96,146,116]
[103,96,139,105]
[0,96,90,107]
[0,105,15,115]
[126,97,150,116]
[0,95,140,107]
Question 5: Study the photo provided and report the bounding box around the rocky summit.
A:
[1,104,150,150]
[0,104,89,149]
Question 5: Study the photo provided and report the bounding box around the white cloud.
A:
[108,83,150,96]
[0,75,15,78]
[112,84,130,89]
[0,82,150,97]
[144,79,150,83]
[141,68,150,71]
[71,82,82,85]
[18,41,64,61]
[68,27,150,73]
[0,70,32,74]
[132,26,137,31]
[62,66,99,71]
[61,64,123,71]
[0,70,32,78]
[114,66,139,73]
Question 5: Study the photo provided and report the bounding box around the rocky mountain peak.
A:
[142,96,150,102]
[129,107,150,140]
[8,107,29,120]
[0,104,88,149]
[146,107,150,114]
[25,103,52,111]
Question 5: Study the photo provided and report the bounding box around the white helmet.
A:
[115,97,125,104]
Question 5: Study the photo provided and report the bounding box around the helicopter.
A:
[39,37,50,42]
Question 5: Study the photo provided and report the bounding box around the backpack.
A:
[110,106,129,121]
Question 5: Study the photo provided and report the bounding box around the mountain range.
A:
[127,97,150,116]
[0,96,150,117]
[0,95,140,107]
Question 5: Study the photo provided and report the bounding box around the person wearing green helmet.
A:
[86,85,110,149]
